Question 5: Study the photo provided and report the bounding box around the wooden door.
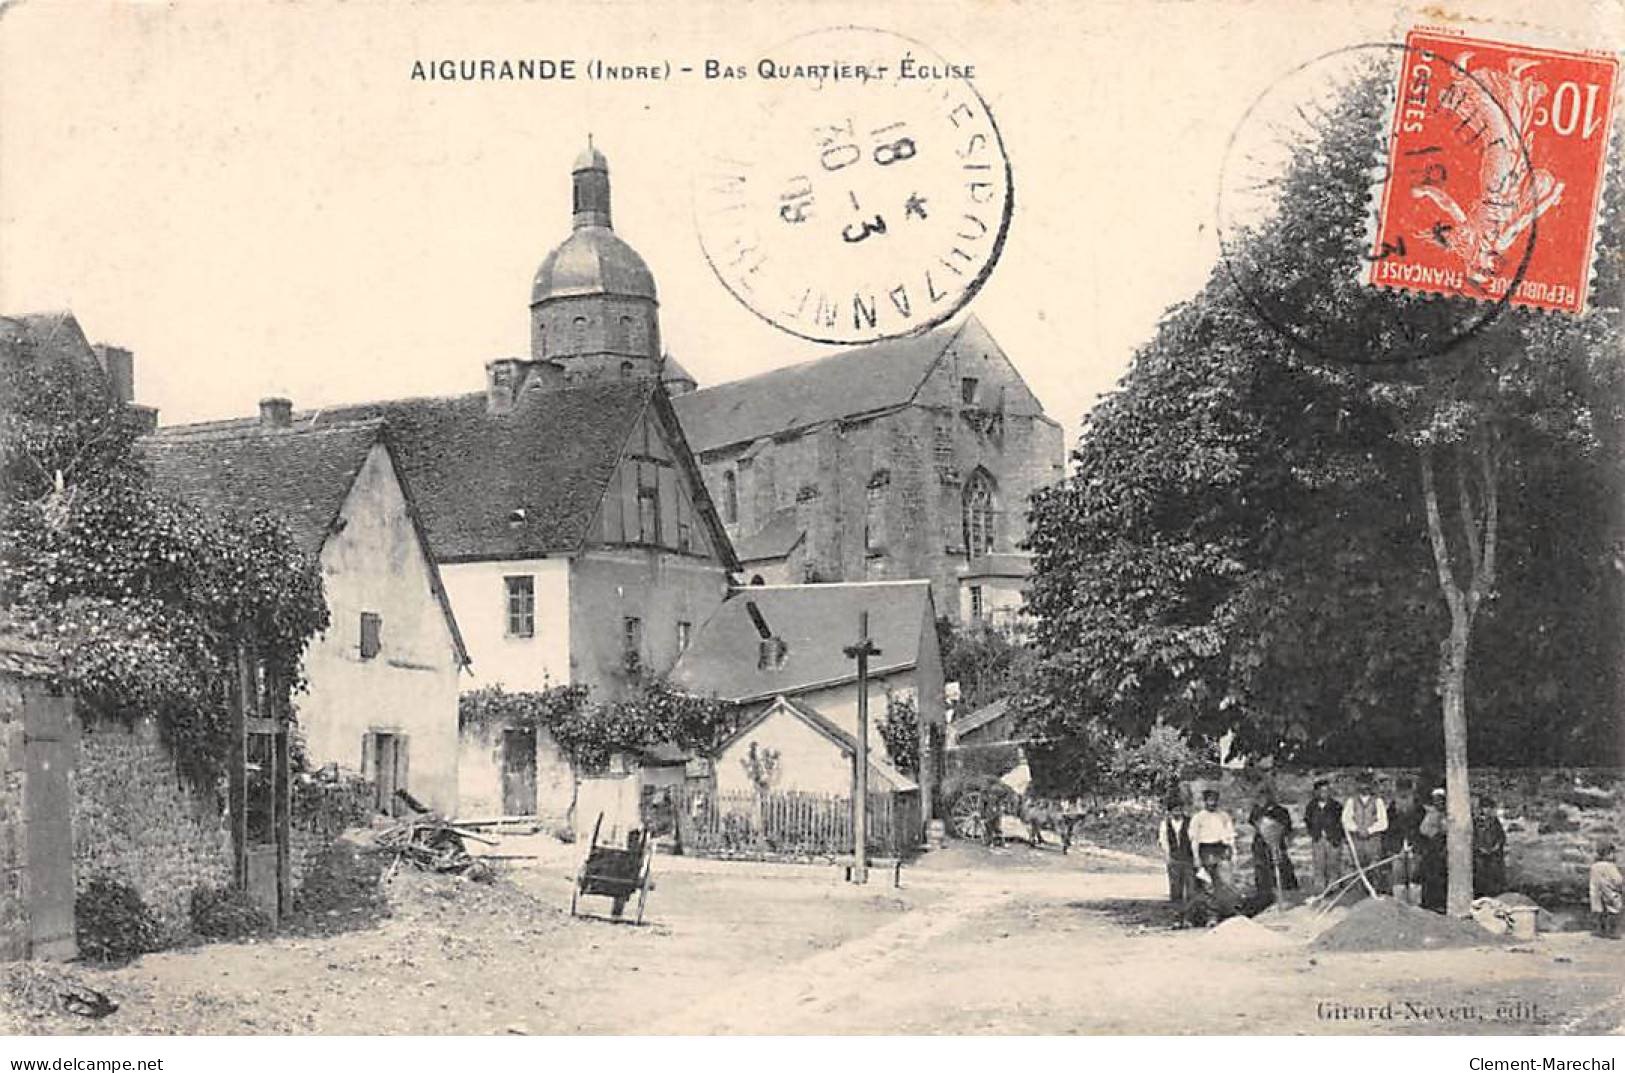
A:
[22,690,76,960]
[501,727,537,816]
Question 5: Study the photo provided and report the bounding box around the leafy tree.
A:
[1,337,329,790]
[936,617,1037,715]
[1026,60,1623,914]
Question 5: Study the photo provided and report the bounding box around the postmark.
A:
[1217,42,1540,366]
[1368,29,1618,316]
[692,27,1012,345]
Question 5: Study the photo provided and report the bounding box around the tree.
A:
[1,340,329,789]
[877,692,920,777]
[1027,59,1623,915]
[936,617,1037,715]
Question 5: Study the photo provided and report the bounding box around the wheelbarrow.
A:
[569,812,654,924]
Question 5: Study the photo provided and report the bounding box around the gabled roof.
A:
[146,422,384,556]
[717,695,917,793]
[733,507,803,563]
[671,318,973,455]
[669,580,932,702]
[143,421,470,667]
[0,311,104,386]
[154,380,738,567]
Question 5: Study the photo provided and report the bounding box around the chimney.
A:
[485,357,530,414]
[92,344,134,404]
[259,397,293,429]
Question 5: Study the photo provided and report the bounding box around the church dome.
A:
[531,227,657,304]
[530,142,657,306]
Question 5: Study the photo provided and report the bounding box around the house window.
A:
[963,469,997,557]
[722,470,738,525]
[359,612,382,660]
[933,420,955,465]
[865,469,890,554]
[961,377,980,405]
[677,620,692,653]
[623,616,643,668]
[505,575,535,638]
[969,585,984,621]
[620,360,635,380]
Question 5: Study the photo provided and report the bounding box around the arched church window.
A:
[620,360,634,380]
[722,470,738,525]
[572,315,588,346]
[865,470,890,554]
[963,469,996,557]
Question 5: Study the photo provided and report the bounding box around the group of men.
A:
[1156,774,1509,920]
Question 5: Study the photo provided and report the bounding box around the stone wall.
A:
[1192,766,1621,903]
[0,673,35,958]
[72,715,234,937]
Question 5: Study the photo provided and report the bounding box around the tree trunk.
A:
[1440,617,1474,916]
[1418,436,1498,917]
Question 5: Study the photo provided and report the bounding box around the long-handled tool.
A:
[1343,826,1380,898]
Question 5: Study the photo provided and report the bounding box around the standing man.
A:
[1386,778,1424,905]
[1342,772,1390,894]
[1157,795,1196,921]
[1303,778,1343,894]
[1473,795,1507,897]
[1590,842,1622,940]
[1418,788,1448,912]
[1189,787,1238,913]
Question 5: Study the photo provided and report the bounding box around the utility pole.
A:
[844,610,881,885]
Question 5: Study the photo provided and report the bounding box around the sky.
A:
[1,0,1618,449]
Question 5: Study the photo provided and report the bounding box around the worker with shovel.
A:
[1342,773,1390,895]
[1248,785,1297,905]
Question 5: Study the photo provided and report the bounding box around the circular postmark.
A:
[1216,41,1539,366]
[692,26,1012,345]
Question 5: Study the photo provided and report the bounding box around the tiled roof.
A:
[733,507,803,563]
[671,319,972,455]
[669,580,932,702]
[156,381,657,562]
[145,422,383,556]
[0,310,101,378]
[719,695,917,793]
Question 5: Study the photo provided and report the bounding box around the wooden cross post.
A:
[844,610,882,885]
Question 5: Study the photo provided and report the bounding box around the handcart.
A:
[569,812,653,924]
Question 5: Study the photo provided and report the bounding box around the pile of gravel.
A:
[1311,897,1498,953]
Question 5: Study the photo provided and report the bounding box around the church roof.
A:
[732,507,803,563]
[669,580,933,703]
[671,318,971,455]
[531,226,657,305]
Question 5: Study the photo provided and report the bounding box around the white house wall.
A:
[716,707,854,798]
[297,444,462,814]
[440,558,571,692]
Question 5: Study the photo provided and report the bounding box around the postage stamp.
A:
[692,27,1012,345]
[1367,29,1619,315]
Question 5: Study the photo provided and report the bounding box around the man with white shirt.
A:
[1342,772,1390,894]
[1188,787,1238,908]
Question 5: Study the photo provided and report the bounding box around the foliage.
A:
[458,678,742,774]
[740,741,781,794]
[188,884,272,941]
[1106,723,1206,802]
[0,349,329,790]
[74,876,160,964]
[936,618,1036,715]
[878,692,920,776]
[290,767,375,838]
[1023,64,1623,769]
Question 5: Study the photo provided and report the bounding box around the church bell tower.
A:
[529,142,662,382]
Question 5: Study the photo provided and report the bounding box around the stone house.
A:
[146,414,471,816]
[712,695,916,800]
[669,314,1065,626]
[668,579,946,826]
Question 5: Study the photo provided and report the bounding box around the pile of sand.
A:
[1202,914,1297,951]
[1311,897,1499,953]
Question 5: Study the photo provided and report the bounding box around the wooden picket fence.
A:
[673,786,919,859]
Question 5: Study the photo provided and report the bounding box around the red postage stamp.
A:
[1367,29,1619,315]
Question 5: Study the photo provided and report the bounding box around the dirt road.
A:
[5,837,1620,1035]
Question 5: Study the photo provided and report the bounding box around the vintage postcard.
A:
[0,0,1621,1055]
